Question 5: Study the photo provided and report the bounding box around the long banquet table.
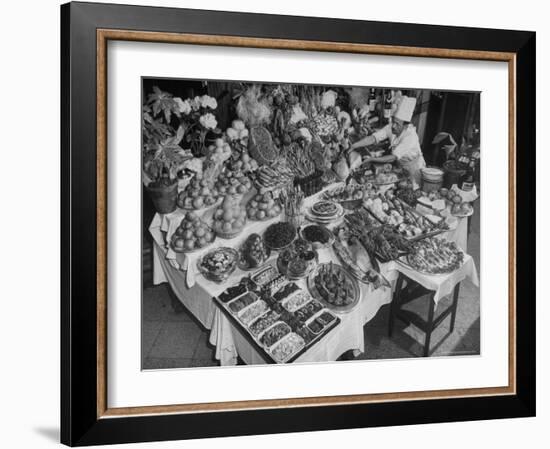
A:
[149,186,477,365]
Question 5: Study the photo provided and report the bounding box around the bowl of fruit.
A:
[176,175,220,211]
[213,195,248,239]
[197,247,239,283]
[238,233,271,270]
[170,211,216,253]
[215,167,253,197]
[246,191,283,221]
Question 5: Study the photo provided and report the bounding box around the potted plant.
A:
[142,87,193,214]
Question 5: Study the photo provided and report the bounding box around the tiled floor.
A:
[142,201,481,369]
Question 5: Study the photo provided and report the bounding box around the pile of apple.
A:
[246,191,282,221]
[172,211,215,252]
[177,174,219,210]
[213,195,247,237]
[215,167,253,196]
[228,150,259,174]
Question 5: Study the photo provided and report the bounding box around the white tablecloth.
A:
[149,186,478,365]
[394,254,479,304]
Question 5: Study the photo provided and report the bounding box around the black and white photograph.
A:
[142,78,481,368]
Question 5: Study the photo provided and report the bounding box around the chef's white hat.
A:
[394,96,417,122]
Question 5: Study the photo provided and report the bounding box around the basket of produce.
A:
[307,262,360,313]
[170,211,216,253]
[246,191,283,221]
[300,224,334,249]
[212,195,247,239]
[197,247,239,283]
[402,237,465,275]
[249,126,279,165]
[294,170,325,197]
[238,233,271,271]
[263,221,297,251]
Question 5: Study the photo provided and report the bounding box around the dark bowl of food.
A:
[263,221,297,251]
[300,224,334,250]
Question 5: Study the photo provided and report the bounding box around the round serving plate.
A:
[398,252,464,276]
[306,263,360,313]
[197,247,239,283]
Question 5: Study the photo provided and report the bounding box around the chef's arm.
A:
[349,134,376,151]
[366,154,397,164]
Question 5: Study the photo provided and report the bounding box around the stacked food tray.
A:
[214,268,340,364]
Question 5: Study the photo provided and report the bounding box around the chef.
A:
[348,96,426,186]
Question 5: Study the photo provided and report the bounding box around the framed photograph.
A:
[61,1,535,446]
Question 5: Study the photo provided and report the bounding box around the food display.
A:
[260,322,292,348]
[151,85,479,365]
[239,300,269,326]
[263,221,297,250]
[250,265,279,287]
[170,211,216,253]
[238,233,270,270]
[177,175,219,210]
[300,224,334,249]
[405,237,465,274]
[281,291,312,313]
[306,200,344,224]
[197,247,238,283]
[273,282,301,302]
[227,149,259,174]
[262,274,287,296]
[228,292,258,313]
[246,191,282,221]
[374,164,400,185]
[364,192,447,239]
[218,283,248,303]
[306,311,337,335]
[307,262,360,312]
[332,231,390,290]
[277,239,318,280]
[253,159,295,190]
[322,184,367,208]
[345,211,413,262]
[249,125,279,165]
[248,310,281,337]
[214,276,340,363]
[213,195,247,238]
[270,333,306,363]
[215,168,253,197]
[294,300,323,323]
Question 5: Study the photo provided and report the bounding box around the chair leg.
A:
[450,283,461,333]
[389,274,404,338]
[423,293,436,357]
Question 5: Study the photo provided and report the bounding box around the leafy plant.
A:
[142,87,191,187]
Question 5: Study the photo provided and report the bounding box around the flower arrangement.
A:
[180,94,222,157]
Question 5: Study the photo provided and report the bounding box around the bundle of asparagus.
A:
[280,185,305,220]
